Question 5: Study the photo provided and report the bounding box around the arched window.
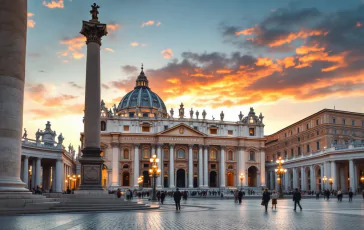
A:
[249,151,255,161]
[163,148,169,159]
[143,148,150,159]
[123,149,129,159]
[177,149,185,159]
[228,151,233,161]
[210,149,217,160]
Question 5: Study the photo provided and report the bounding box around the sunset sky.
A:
[25,0,364,149]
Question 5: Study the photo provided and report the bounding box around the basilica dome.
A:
[116,66,168,118]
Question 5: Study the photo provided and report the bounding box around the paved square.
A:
[1,197,364,230]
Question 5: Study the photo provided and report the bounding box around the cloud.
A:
[130,42,139,47]
[29,103,84,119]
[27,12,35,28]
[141,20,155,27]
[58,35,86,60]
[68,82,83,89]
[42,0,64,9]
[105,48,115,52]
[102,84,110,90]
[122,65,138,74]
[107,23,120,31]
[156,22,161,27]
[161,49,173,59]
[43,95,78,107]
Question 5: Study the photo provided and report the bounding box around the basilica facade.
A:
[81,67,266,189]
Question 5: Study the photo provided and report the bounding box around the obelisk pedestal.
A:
[77,4,108,191]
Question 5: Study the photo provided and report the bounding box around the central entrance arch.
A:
[122,172,130,186]
[227,172,234,187]
[210,171,217,187]
[176,169,186,188]
[248,166,258,187]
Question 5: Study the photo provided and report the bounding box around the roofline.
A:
[266,108,364,137]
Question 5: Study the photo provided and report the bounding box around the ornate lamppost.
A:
[149,154,160,201]
[323,176,327,190]
[360,173,364,192]
[329,178,333,191]
[239,173,244,190]
[138,176,144,189]
[275,157,287,198]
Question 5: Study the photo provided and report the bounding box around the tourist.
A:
[234,190,238,203]
[348,190,353,202]
[161,191,165,204]
[116,189,121,198]
[174,188,182,211]
[238,190,243,204]
[271,190,278,210]
[262,188,270,212]
[293,188,303,211]
[337,189,342,202]
[316,190,320,199]
[126,189,130,200]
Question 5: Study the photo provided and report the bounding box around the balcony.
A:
[22,138,63,150]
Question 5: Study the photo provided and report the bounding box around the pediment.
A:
[157,123,207,137]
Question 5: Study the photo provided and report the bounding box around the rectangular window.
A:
[123,125,129,131]
[352,120,355,126]
[317,130,319,136]
[142,126,150,132]
[164,125,168,130]
[306,123,309,129]
[249,128,255,136]
[343,119,346,125]
[164,164,168,167]
[194,126,198,130]
[298,137,300,142]
[143,113,149,118]
[307,144,310,153]
[285,133,287,138]
[316,119,319,125]
[291,148,294,155]
[228,130,233,136]
[298,147,301,155]
[129,112,135,118]
[194,164,197,167]
[210,129,217,134]
[297,127,300,133]
[211,164,216,169]
[316,141,320,150]
[143,149,150,159]
[284,151,287,158]
[334,130,337,134]
[362,121,364,127]
[332,118,336,124]
[143,164,149,168]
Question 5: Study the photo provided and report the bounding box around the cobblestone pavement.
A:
[1,197,364,230]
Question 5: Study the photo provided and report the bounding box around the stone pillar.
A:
[51,166,55,191]
[320,164,324,190]
[133,144,140,189]
[31,160,36,188]
[110,143,120,187]
[284,171,289,191]
[55,160,63,193]
[349,159,355,191]
[331,161,337,190]
[157,144,162,188]
[0,0,29,193]
[301,166,305,190]
[169,144,175,188]
[198,145,203,188]
[238,147,247,186]
[188,144,193,188]
[220,146,225,188]
[23,156,29,188]
[78,7,107,190]
[310,165,315,191]
[292,168,297,189]
[203,145,209,187]
[269,171,274,190]
[260,148,266,187]
[35,158,42,187]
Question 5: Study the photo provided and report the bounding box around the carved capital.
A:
[111,142,119,148]
[133,143,140,149]
[157,143,164,148]
[80,21,107,46]
[204,145,209,149]
[169,144,175,148]
[188,144,194,148]
[24,156,30,159]
[198,144,204,149]
[238,146,246,151]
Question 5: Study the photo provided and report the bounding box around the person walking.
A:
[271,190,278,210]
[161,191,166,204]
[348,190,353,202]
[262,188,270,212]
[293,188,303,211]
[174,188,182,211]
[337,190,342,202]
[238,190,243,204]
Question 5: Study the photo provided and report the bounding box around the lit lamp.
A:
[149,154,161,201]
[323,176,327,190]
[239,173,244,190]
[360,173,364,192]
[329,178,333,190]
[275,157,287,198]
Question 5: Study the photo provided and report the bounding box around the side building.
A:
[265,109,364,193]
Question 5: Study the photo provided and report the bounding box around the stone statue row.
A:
[22,121,65,146]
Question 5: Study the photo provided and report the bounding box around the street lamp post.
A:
[138,176,144,189]
[329,178,333,191]
[275,157,287,198]
[149,154,161,201]
[239,173,244,190]
[323,176,327,191]
[360,173,364,192]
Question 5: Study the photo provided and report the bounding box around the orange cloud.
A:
[58,35,86,60]
[42,0,64,9]
[105,48,115,52]
[295,43,325,55]
[357,22,362,27]
[27,13,35,28]
[161,48,173,59]
[156,22,161,27]
[235,27,260,36]
[130,42,139,47]
[268,29,328,47]
[107,23,120,31]
[141,20,155,27]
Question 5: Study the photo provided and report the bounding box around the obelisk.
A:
[0,0,29,193]
[78,3,107,190]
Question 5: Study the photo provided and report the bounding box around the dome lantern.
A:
[135,63,149,88]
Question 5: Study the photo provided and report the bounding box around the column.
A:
[35,158,42,187]
[349,159,356,191]
[51,166,55,191]
[260,148,266,187]
[133,144,140,189]
[238,147,247,186]
[188,144,193,188]
[110,143,120,187]
[55,160,63,193]
[274,173,279,191]
[157,144,162,188]
[331,161,337,190]
[0,0,29,193]
[23,156,29,188]
[354,163,358,192]
[320,164,324,190]
[169,144,175,188]
[269,171,274,190]
[198,145,203,188]
[301,166,305,190]
[78,6,107,190]
[31,160,36,188]
[310,165,315,191]
[284,171,289,191]
[340,165,347,191]
[220,146,226,188]
[203,145,209,187]
[292,168,297,189]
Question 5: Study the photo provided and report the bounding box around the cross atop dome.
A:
[135,63,149,88]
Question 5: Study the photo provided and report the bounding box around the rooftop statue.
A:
[58,133,64,145]
[170,108,174,118]
[220,111,224,121]
[90,3,100,20]
[202,110,207,119]
[196,110,199,119]
[179,103,184,119]
[190,108,194,119]
[238,111,243,121]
